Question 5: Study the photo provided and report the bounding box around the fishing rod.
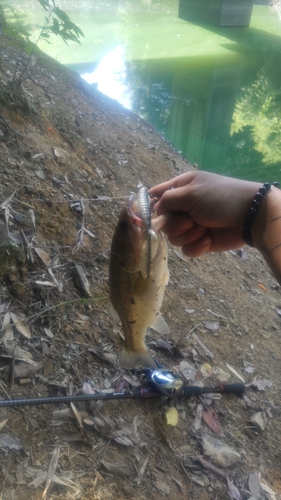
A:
[0,369,245,408]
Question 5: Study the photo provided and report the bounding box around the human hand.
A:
[149,171,261,257]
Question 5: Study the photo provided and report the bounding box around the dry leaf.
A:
[28,472,47,488]
[102,460,136,478]
[194,403,203,431]
[0,433,23,450]
[252,379,272,391]
[179,360,197,382]
[204,322,220,331]
[227,476,242,500]
[34,247,51,267]
[70,403,86,436]
[134,456,149,484]
[202,407,221,434]
[154,479,170,495]
[10,312,31,339]
[35,280,57,287]
[43,327,54,338]
[42,446,60,499]
[14,361,43,378]
[162,407,178,429]
[0,419,8,431]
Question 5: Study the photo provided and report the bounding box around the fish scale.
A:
[109,187,170,369]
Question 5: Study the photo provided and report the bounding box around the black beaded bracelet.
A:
[242,182,279,247]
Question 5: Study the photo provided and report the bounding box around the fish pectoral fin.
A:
[108,303,121,324]
[150,314,170,335]
[120,347,157,369]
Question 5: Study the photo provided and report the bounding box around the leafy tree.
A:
[0,0,84,84]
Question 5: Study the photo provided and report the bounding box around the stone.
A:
[250,412,266,432]
[201,432,241,467]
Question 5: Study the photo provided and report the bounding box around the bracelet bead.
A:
[242,182,279,247]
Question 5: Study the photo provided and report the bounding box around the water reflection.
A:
[6,0,281,181]
[82,45,132,109]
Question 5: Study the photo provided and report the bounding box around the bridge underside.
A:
[178,0,254,27]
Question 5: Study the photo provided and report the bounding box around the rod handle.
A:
[218,383,245,394]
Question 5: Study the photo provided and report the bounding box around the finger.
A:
[154,184,197,216]
[149,171,196,198]
[182,235,212,258]
[169,225,207,247]
[160,213,194,237]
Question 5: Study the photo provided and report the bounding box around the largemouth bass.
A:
[109,187,170,369]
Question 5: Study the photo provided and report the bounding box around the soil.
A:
[0,28,281,500]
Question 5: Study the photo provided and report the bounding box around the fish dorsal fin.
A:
[150,314,170,335]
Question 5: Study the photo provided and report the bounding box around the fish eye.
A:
[119,220,127,231]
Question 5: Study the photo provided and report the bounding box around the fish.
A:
[109,187,170,369]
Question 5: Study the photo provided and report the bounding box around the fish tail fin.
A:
[120,347,157,370]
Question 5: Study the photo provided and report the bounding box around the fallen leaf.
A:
[202,407,221,434]
[179,360,197,382]
[149,338,174,352]
[13,361,43,378]
[70,403,86,436]
[154,479,170,495]
[204,322,220,331]
[102,460,136,478]
[34,247,51,267]
[0,433,23,450]
[200,363,213,378]
[194,403,203,431]
[134,455,149,484]
[252,379,272,391]
[227,476,242,500]
[35,280,57,287]
[10,312,31,339]
[0,301,9,314]
[28,472,47,488]
[0,419,8,431]
[42,446,60,499]
[43,328,54,338]
[161,407,178,429]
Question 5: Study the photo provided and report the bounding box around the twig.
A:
[0,296,108,334]
[0,113,22,136]
[20,229,34,262]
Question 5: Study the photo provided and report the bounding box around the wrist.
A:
[251,186,281,250]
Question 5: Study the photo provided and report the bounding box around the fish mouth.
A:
[128,187,152,279]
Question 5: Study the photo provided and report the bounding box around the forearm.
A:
[252,186,281,284]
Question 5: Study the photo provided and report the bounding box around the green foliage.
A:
[0,0,84,83]
[231,56,281,167]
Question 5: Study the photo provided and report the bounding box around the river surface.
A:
[4,0,281,182]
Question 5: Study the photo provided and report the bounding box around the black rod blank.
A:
[0,383,245,408]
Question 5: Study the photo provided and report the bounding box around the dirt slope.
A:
[0,33,281,500]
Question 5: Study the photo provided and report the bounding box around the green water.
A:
[4,0,281,182]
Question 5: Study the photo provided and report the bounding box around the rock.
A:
[248,472,261,499]
[53,147,68,164]
[250,412,266,432]
[200,433,241,467]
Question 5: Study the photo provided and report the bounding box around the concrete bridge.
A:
[179,0,254,27]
